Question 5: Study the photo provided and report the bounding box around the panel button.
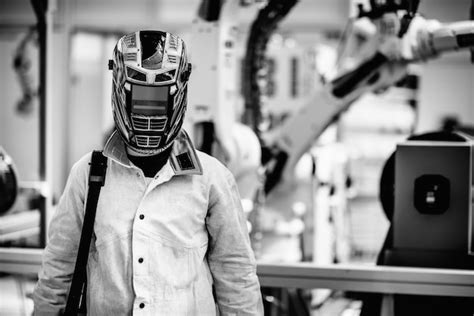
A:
[138,257,144,263]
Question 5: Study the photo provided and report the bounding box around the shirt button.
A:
[136,172,140,178]
[139,303,145,309]
[138,257,144,263]
[139,214,144,220]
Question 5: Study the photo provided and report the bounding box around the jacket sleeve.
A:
[33,158,88,315]
[206,166,264,316]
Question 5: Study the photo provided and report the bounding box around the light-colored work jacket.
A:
[33,130,263,315]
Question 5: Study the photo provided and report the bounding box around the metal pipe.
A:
[258,262,474,297]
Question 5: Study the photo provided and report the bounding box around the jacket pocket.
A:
[150,234,208,290]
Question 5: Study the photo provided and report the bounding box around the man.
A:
[33,30,263,315]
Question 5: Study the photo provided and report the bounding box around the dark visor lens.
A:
[131,85,168,115]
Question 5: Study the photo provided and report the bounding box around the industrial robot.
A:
[260,2,474,195]
[186,1,474,314]
[187,0,474,197]
[186,0,265,202]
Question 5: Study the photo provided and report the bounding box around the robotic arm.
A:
[186,0,267,199]
[187,0,474,196]
[414,20,474,59]
[262,7,474,193]
[188,0,304,199]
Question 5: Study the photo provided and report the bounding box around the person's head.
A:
[110,30,192,155]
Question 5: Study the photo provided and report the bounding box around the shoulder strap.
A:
[65,150,107,316]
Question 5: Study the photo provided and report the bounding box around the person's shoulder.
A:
[196,150,226,170]
[69,151,95,180]
[196,150,233,179]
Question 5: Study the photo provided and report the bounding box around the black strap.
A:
[65,151,107,316]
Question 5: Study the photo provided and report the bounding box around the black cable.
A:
[242,0,298,140]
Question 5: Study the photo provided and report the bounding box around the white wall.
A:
[417,53,474,132]
[68,33,110,169]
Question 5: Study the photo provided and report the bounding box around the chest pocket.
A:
[149,233,208,289]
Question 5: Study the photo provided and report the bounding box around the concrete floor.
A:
[0,274,35,316]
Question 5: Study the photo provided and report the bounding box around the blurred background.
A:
[0,0,473,315]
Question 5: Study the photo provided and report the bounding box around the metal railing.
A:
[2,249,474,298]
[258,262,474,297]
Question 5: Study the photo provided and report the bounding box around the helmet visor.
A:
[131,84,169,116]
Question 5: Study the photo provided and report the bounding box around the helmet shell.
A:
[111,30,191,155]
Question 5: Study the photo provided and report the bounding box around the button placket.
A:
[134,299,149,312]
[144,163,174,196]
[132,200,149,304]
[132,167,147,187]
[132,236,149,312]
[133,220,148,275]
[133,240,147,274]
[131,162,175,313]
[133,187,148,277]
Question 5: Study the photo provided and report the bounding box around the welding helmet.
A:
[110,30,192,155]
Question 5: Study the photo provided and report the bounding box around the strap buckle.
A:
[88,151,107,186]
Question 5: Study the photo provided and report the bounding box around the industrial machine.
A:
[186,0,265,204]
[186,0,474,314]
[0,0,473,315]
[0,147,18,215]
[260,10,474,195]
[359,131,474,315]
[0,146,42,247]
[393,134,474,261]
[186,0,474,262]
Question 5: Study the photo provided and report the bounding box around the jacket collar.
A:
[103,129,203,176]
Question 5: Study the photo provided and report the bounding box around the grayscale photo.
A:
[0,0,473,315]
